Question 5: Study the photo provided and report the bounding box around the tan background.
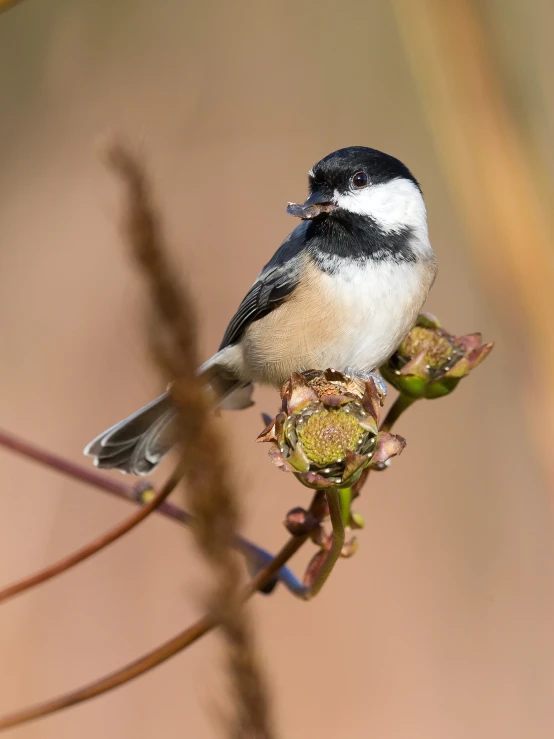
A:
[1,1,554,737]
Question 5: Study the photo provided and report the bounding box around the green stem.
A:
[338,486,352,526]
[303,487,345,600]
[380,393,417,432]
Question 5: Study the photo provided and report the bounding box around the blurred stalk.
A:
[0,0,25,14]
[109,143,276,738]
[391,0,554,489]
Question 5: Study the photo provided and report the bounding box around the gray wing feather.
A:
[83,225,309,476]
[218,227,308,350]
[84,392,176,475]
[84,393,173,454]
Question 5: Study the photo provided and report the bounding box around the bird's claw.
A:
[343,368,387,398]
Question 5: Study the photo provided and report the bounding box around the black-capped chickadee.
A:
[85,146,437,475]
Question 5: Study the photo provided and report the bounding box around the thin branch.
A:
[0,459,184,604]
[0,530,308,732]
[379,393,416,433]
[0,427,306,597]
[0,426,141,501]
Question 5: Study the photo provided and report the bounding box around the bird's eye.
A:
[352,171,368,189]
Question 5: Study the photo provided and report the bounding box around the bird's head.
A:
[287,146,427,237]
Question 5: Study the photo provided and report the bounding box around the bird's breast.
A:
[241,257,435,387]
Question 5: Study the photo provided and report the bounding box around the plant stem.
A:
[0,460,185,604]
[302,487,345,600]
[0,426,142,500]
[0,531,308,732]
[379,393,417,433]
[0,427,305,597]
[338,486,352,526]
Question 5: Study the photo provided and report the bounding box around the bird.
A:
[84,146,437,475]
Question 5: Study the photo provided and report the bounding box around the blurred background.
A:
[1,0,554,737]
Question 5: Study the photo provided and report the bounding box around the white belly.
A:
[238,257,436,387]
[315,259,432,372]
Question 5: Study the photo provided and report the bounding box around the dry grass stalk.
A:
[0,0,26,14]
[391,0,554,487]
[107,143,275,739]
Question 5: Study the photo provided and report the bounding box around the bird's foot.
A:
[343,368,387,398]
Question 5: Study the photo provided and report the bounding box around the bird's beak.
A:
[286,190,338,220]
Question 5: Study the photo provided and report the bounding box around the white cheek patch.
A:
[334,178,427,235]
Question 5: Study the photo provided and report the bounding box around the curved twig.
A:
[0,459,185,604]
[301,488,345,599]
[0,429,306,597]
[0,532,307,731]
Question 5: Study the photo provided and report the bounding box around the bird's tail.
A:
[84,358,253,476]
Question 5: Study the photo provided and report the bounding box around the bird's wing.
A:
[218,226,308,350]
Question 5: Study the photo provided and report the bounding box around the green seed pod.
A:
[381,313,494,399]
[258,369,405,489]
